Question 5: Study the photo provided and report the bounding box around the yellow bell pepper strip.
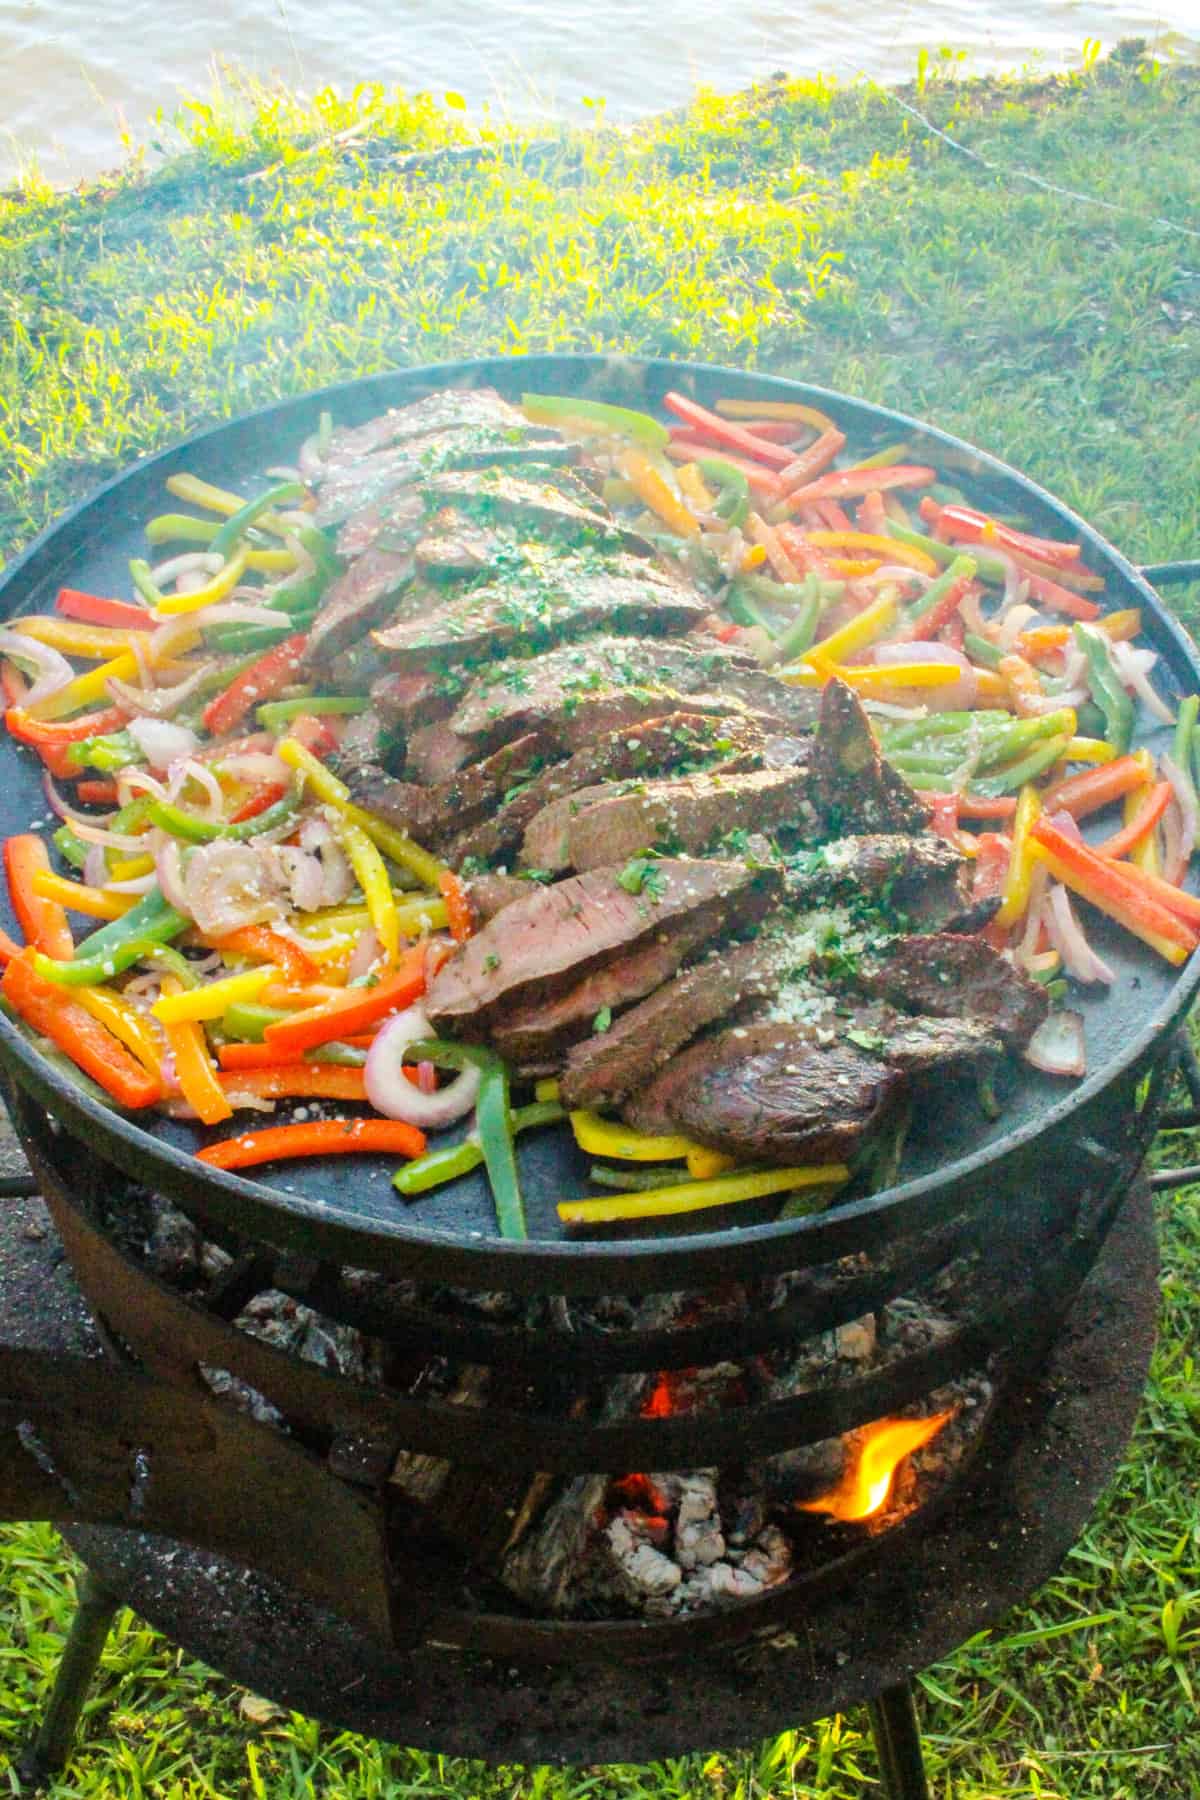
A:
[152,964,277,1025]
[1027,818,1198,965]
[9,616,143,658]
[31,869,136,922]
[74,985,164,1084]
[569,1109,693,1162]
[334,813,399,966]
[145,514,299,573]
[1062,737,1117,765]
[276,737,448,889]
[535,1077,561,1104]
[1100,608,1141,643]
[2,949,162,1109]
[715,397,838,433]
[785,660,961,692]
[801,589,899,666]
[996,785,1043,929]
[558,1163,849,1228]
[153,549,249,615]
[107,854,156,882]
[673,462,716,511]
[164,472,296,542]
[1125,784,1162,875]
[25,624,201,722]
[800,530,939,577]
[618,449,699,539]
[686,1145,737,1180]
[198,1118,427,1172]
[158,976,231,1126]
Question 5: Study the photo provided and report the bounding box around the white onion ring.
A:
[108,661,216,719]
[128,718,199,771]
[346,927,381,983]
[1161,755,1197,885]
[1044,883,1115,985]
[84,844,107,889]
[68,821,153,850]
[0,629,75,707]
[1109,641,1175,725]
[995,604,1039,653]
[365,1004,480,1128]
[171,757,225,820]
[150,552,223,586]
[1025,1010,1087,1078]
[154,837,192,916]
[104,872,158,895]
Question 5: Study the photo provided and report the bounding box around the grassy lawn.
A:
[1,43,1199,1797]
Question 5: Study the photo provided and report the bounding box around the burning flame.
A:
[796,1410,955,1523]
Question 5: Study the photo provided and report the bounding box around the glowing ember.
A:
[795,1410,956,1523]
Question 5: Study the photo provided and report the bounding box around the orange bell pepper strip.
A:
[661,392,796,469]
[1,949,161,1108]
[438,870,475,944]
[218,1065,368,1103]
[856,490,889,536]
[217,1037,374,1071]
[918,792,1017,821]
[158,976,231,1125]
[5,836,74,958]
[1027,819,1198,963]
[5,705,127,747]
[778,429,848,493]
[1095,781,1173,860]
[784,465,937,507]
[196,1118,427,1171]
[209,925,320,987]
[745,513,804,583]
[262,944,430,1056]
[1040,754,1152,820]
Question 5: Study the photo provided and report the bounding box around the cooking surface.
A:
[0,356,1196,1261]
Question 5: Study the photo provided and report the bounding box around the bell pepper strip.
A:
[1124,776,1161,876]
[674,462,716,512]
[661,392,796,469]
[153,549,249,616]
[1075,624,1135,754]
[128,560,167,609]
[569,1109,693,1161]
[771,590,823,662]
[228,780,289,825]
[786,660,961,692]
[76,780,120,807]
[8,616,145,659]
[800,530,940,578]
[145,789,299,846]
[210,926,319,986]
[73,985,164,1083]
[31,869,135,921]
[1027,819,1198,963]
[535,1078,561,1104]
[393,1100,565,1198]
[55,589,155,631]
[217,1038,371,1071]
[275,737,448,889]
[520,393,669,449]
[813,499,854,532]
[665,439,783,498]
[971,833,1014,904]
[34,889,189,988]
[255,696,369,730]
[145,511,224,545]
[618,448,699,539]
[1095,781,1172,859]
[558,1163,848,1228]
[218,1064,368,1103]
[0,925,24,965]
[335,814,399,966]
[197,1117,427,1171]
[206,485,303,561]
[745,513,804,584]
[801,590,899,666]
[686,1145,737,1181]
[847,444,912,473]
[784,465,937,507]
[5,705,127,747]
[261,981,349,1011]
[925,791,961,845]
[898,555,978,631]
[1060,737,1115,765]
[1021,570,1102,623]
[715,397,838,433]
[971,733,1072,798]
[438,870,475,944]
[1041,754,1151,820]
[997,653,1049,719]
[26,652,139,724]
[160,995,231,1126]
[2,950,162,1108]
[996,786,1043,928]
[917,499,1082,569]
[1101,609,1142,643]
[152,965,277,1025]
[201,633,309,738]
[65,731,143,775]
[6,837,75,957]
[1017,625,1071,662]
[262,945,429,1055]
[918,792,1017,820]
[856,489,889,536]
[221,1001,289,1042]
[694,458,751,528]
[778,429,848,492]
[409,1038,525,1239]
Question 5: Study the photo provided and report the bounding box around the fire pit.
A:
[0,358,1197,1791]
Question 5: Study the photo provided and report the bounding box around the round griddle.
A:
[0,354,1196,1290]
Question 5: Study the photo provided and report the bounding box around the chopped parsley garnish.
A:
[592,1006,613,1034]
[617,857,666,900]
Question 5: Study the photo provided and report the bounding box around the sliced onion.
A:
[216,750,291,786]
[171,757,224,819]
[1161,755,1197,885]
[42,771,117,828]
[0,629,75,708]
[67,821,153,851]
[299,813,355,905]
[1048,809,1084,844]
[83,845,107,889]
[416,1060,437,1095]
[150,552,223,586]
[1014,863,1050,969]
[346,927,382,984]
[184,841,288,935]
[365,1004,480,1128]
[117,768,168,805]
[875,640,977,711]
[1025,1010,1087,1078]
[104,871,158,895]
[149,615,209,663]
[1043,883,1115,985]
[154,836,192,916]
[108,661,217,720]
[1109,641,1175,725]
[995,604,1039,653]
[862,564,931,592]
[128,718,199,772]
[863,700,929,723]
[298,434,326,482]
[959,585,989,637]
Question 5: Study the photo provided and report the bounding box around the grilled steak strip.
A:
[812,678,932,836]
[557,765,816,873]
[848,932,1049,1049]
[305,544,415,665]
[784,834,967,922]
[424,858,781,1039]
[421,466,635,546]
[351,733,548,847]
[316,388,536,479]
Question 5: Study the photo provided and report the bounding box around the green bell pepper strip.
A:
[885,518,1008,585]
[66,731,144,774]
[292,523,343,581]
[1074,624,1135,755]
[521,393,669,450]
[129,559,167,608]
[694,458,750,528]
[206,612,317,655]
[742,571,844,606]
[52,824,89,871]
[256,696,370,730]
[964,631,1004,670]
[145,944,200,989]
[209,482,306,560]
[587,1163,688,1193]
[393,1101,565,1197]
[881,710,1015,753]
[726,584,778,637]
[34,890,189,987]
[772,590,823,662]
[409,1038,525,1238]
[969,733,1071,798]
[905,554,977,623]
[222,1001,290,1041]
[1172,696,1198,800]
[145,513,221,547]
[145,788,300,846]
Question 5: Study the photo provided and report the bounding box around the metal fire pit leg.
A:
[17,1566,123,1785]
[866,1681,930,1800]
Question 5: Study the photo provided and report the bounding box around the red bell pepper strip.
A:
[2,949,161,1108]
[218,1065,369,1103]
[894,573,979,645]
[917,499,1082,569]
[75,780,119,807]
[217,1037,374,1071]
[287,712,341,758]
[676,418,803,444]
[209,925,320,987]
[1095,781,1172,860]
[438,870,475,944]
[5,705,127,747]
[1028,818,1198,962]
[1040,754,1149,820]
[856,490,889,536]
[201,633,309,738]
[1020,569,1102,624]
[197,1118,427,1171]
[228,780,289,824]
[0,926,22,966]
[776,523,839,580]
[664,440,782,498]
[779,429,848,492]
[661,392,796,469]
[784,465,937,506]
[4,835,74,959]
[925,792,961,843]
[55,588,155,631]
[814,499,854,532]
[263,944,429,1055]
[918,792,1017,820]
[971,832,1014,901]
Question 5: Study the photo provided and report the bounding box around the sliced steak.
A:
[812,678,932,836]
[559,766,815,873]
[318,452,431,537]
[352,733,547,846]
[421,467,626,544]
[521,781,623,873]
[424,858,780,1039]
[317,388,534,479]
[849,932,1049,1049]
[336,487,425,561]
[304,546,414,664]
[371,669,462,736]
[465,872,532,925]
[625,1025,907,1169]
[865,1011,1002,1076]
[561,935,786,1110]
[785,834,967,923]
[373,560,707,671]
[449,711,766,868]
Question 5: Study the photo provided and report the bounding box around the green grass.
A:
[2,43,1200,1797]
